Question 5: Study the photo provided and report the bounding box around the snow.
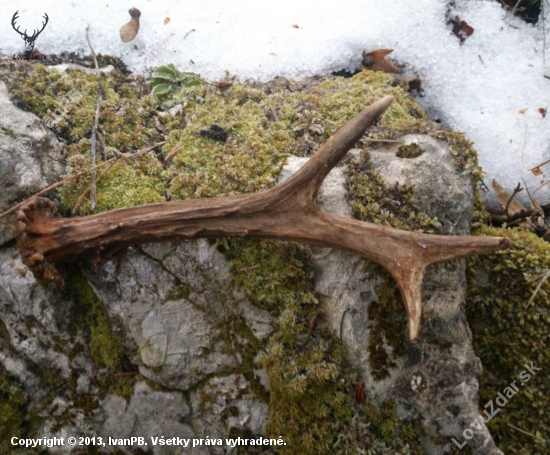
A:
[2,0,549,205]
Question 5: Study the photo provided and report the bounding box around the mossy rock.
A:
[467,226,550,454]
[0,368,27,454]
[4,61,500,454]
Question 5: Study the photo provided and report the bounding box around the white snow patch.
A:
[1,0,549,204]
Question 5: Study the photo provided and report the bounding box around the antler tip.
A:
[408,317,420,341]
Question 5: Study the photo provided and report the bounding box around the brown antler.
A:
[13,96,510,340]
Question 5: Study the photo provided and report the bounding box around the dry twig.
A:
[0,142,165,220]
[85,25,105,211]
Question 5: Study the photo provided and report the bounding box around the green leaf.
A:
[150,77,168,86]
[151,65,181,82]
[171,85,183,96]
[151,83,172,95]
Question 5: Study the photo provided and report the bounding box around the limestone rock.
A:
[82,240,274,392]
[0,81,65,246]
[281,135,502,455]
[189,374,269,439]
[95,381,199,455]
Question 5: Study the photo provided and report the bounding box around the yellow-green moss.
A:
[0,367,27,453]
[66,269,123,369]
[8,64,173,215]
[347,149,442,234]
[396,142,424,159]
[466,226,550,454]
[220,237,420,453]
[7,64,438,453]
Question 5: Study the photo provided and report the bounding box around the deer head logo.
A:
[11,11,49,58]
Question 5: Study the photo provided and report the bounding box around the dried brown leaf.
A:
[450,16,474,43]
[361,49,402,74]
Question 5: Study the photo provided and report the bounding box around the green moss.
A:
[363,264,409,381]
[222,237,420,453]
[347,149,442,234]
[395,142,424,158]
[8,64,172,215]
[0,368,27,453]
[466,226,550,454]
[65,268,123,370]
[220,239,316,315]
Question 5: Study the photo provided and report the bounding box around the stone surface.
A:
[0,113,504,453]
[281,135,502,455]
[95,381,199,455]
[189,373,269,439]
[0,81,65,246]
[83,240,274,393]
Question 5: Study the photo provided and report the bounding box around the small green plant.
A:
[149,63,201,97]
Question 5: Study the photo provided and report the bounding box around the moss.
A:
[466,226,550,454]
[63,268,143,402]
[363,264,409,381]
[65,269,123,370]
[219,239,316,315]
[395,142,424,158]
[430,130,485,183]
[347,149,442,234]
[0,367,27,453]
[7,64,172,215]
[222,238,419,453]
[7,63,437,453]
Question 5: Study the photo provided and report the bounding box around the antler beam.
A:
[13,96,510,340]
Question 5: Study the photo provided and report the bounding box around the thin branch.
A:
[0,142,165,220]
[97,130,107,161]
[520,112,530,171]
[0,159,115,219]
[504,183,523,218]
[508,422,547,442]
[522,177,550,232]
[488,207,536,224]
[85,25,105,211]
[543,0,547,68]
[505,0,523,24]
[72,158,119,215]
[524,269,550,313]
[363,138,405,143]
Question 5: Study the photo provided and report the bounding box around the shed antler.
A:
[13,96,510,340]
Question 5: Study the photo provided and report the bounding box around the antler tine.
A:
[11,11,25,37]
[40,13,49,33]
[28,13,49,40]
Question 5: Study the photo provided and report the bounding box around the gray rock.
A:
[280,135,502,455]
[95,381,199,455]
[82,240,272,430]
[189,373,269,439]
[0,81,65,246]
[0,245,96,452]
